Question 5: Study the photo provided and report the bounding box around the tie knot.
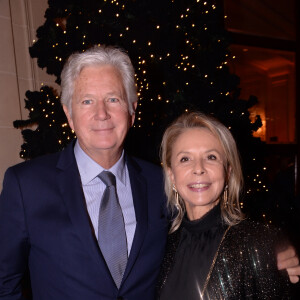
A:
[98,171,116,187]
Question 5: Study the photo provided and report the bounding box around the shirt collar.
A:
[74,140,126,185]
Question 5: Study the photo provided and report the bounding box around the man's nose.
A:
[95,100,109,120]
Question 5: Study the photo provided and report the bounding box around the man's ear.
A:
[62,104,74,131]
[130,101,138,127]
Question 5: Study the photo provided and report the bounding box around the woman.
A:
[157,112,291,299]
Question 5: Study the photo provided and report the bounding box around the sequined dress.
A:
[157,205,291,299]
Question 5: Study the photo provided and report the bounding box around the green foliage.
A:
[14,86,75,159]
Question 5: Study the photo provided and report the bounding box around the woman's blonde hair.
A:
[160,112,244,233]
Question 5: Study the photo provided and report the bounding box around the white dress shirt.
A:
[74,141,137,254]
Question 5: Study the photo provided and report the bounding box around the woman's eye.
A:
[180,157,189,163]
[207,154,217,160]
[82,99,92,105]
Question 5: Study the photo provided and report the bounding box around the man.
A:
[0,46,299,299]
[0,46,168,300]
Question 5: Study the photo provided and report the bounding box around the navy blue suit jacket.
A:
[0,142,168,300]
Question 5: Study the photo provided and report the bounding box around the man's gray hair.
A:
[60,45,138,115]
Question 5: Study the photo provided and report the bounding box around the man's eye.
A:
[82,99,92,105]
[180,157,189,163]
[107,98,119,103]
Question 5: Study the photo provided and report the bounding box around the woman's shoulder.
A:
[231,217,276,231]
[228,218,281,246]
[220,218,288,284]
[220,218,284,272]
[209,219,291,299]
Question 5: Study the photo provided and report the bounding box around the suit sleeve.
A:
[0,168,29,300]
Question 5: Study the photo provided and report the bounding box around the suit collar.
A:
[73,140,127,185]
[56,141,110,275]
[121,155,149,284]
[56,140,77,171]
[56,144,151,288]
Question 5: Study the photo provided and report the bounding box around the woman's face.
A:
[168,127,226,220]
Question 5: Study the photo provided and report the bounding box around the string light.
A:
[19,0,270,202]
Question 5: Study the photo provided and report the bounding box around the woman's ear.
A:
[167,167,175,187]
[226,165,232,183]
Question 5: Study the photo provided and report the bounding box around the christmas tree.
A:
[13,4,300,296]
[14,0,264,195]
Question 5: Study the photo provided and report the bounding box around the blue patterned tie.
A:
[98,171,128,288]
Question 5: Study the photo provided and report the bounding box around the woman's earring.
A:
[223,185,228,208]
[173,184,180,210]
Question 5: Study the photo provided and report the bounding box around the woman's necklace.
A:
[200,225,232,299]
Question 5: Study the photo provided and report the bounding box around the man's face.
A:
[63,65,136,162]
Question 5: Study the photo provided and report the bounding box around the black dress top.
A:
[159,204,228,300]
[157,204,291,299]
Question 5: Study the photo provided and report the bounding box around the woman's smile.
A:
[169,127,226,220]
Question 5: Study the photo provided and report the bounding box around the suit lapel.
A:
[56,146,150,285]
[56,142,106,271]
[122,156,148,281]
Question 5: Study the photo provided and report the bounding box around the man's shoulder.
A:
[126,155,162,174]
[7,146,71,175]
[126,155,164,193]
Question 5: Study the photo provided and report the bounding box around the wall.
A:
[224,0,296,41]
[0,0,56,189]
